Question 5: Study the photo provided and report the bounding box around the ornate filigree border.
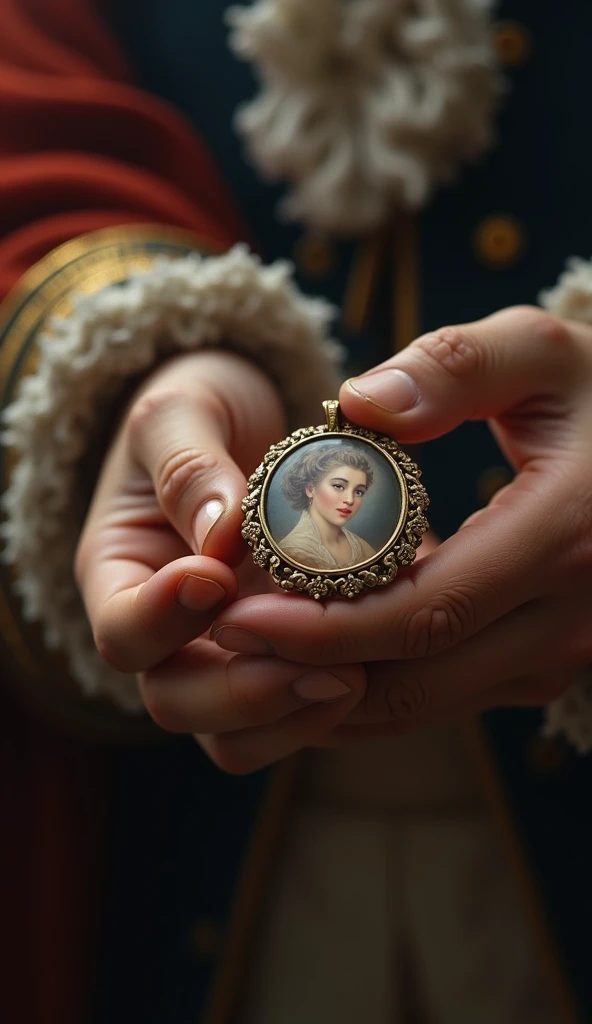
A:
[241,420,429,600]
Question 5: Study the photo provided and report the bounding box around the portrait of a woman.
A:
[278,443,377,570]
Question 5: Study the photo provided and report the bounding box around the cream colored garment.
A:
[242,726,560,1024]
[279,510,376,570]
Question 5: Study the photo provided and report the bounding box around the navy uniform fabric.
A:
[97,1,592,1020]
[94,741,271,1024]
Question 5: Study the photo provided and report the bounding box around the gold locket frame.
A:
[241,401,429,600]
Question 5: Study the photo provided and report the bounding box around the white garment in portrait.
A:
[279,509,376,569]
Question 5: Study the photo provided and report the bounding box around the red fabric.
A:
[0,1,247,1021]
[0,0,247,294]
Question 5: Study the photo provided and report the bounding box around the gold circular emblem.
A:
[474,215,525,268]
[493,21,532,68]
[241,401,429,600]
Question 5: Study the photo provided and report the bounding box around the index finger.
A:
[211,477,557,665]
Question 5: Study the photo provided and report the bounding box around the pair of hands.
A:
[75,306,592,773]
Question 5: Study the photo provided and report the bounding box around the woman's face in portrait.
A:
[306,464,368,527]
[264,437,405,570]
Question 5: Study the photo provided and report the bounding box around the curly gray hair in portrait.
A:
[281,444,374,512]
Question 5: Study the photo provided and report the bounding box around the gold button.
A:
[474,215,525,268]
[189,918,224,961]
[493,21,532,67]
[294,233,336,278]
[526,735,567,776]
[478,466,513,506]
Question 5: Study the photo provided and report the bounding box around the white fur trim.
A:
[1,245,342,709]
[540,256,592,324]
[540,257,592,752]
[542,670,592,757]
[227,0,503,233]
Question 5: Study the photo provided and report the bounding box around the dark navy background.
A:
[97,2,592,1020]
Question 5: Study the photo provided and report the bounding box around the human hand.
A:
[211,307,592,745]
[75,349,366,769]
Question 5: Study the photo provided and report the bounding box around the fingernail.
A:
[347,369,420,413]
[194,499,224,553]
[292,671,351,703]
[176,575,226,613]
[212,625,274,655]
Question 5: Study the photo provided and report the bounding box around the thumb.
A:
[128,389,247,566]
[340,306,582,443]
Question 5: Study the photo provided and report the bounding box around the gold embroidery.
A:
[474,214,525,269]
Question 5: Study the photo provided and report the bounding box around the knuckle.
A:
[226,677,267,728]
[403,589,477,658]
[282,627,347,666]
[510,305,571,348]
[506,303,544,324]
[127,389,188,440]
[414,327,483,381]
[313,631,354,665]
[157,447,220,510]
[313,604,375,664]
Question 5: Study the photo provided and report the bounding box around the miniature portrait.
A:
[263,437,404,573]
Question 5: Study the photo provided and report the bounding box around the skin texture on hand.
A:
[75,349,368,773]
[79,306,592,772]
[209,307,592,759]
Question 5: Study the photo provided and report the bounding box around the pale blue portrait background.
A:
[265,438,403,553]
